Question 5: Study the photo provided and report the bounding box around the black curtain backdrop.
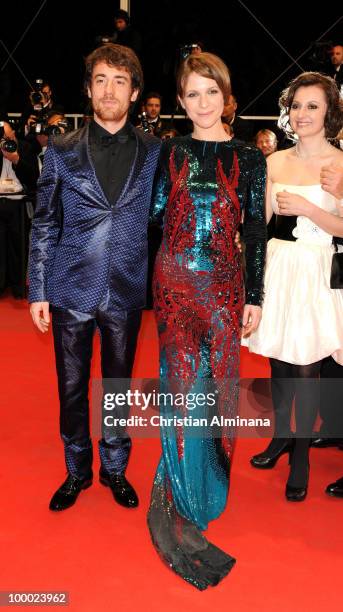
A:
[1,0,341,117]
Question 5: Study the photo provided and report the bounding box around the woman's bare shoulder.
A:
[330,145,343,166]
[266,147,294,175]
[269,147,295,162]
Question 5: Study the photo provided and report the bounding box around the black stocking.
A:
[288,360,322,486]
[269,358,295,439]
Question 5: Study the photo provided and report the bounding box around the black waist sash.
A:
[272,214,341,245]
[273,215,297,241]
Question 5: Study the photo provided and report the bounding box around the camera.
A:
[180,43,200,60]
[30,79,45,109]
[140,111,153,134]
[44,121,68,136]
[29,118,69,137]
[0,122,18,153]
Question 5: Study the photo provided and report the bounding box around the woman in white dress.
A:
[243,72,343,501]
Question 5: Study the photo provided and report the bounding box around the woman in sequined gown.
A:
[148,53,267,590]
[244,72,343,501]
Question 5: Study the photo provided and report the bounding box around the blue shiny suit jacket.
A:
[28,124,161,313]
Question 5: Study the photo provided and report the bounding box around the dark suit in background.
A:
[0,138,38,297]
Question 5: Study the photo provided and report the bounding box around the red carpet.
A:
[0,296,342,610]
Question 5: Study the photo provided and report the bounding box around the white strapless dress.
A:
[242,183,343,365]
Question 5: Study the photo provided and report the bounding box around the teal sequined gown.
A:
[148,135,266,590]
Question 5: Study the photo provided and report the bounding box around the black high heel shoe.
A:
[285,482,308,502]
[250,438,293,469]
[285,442,309,502]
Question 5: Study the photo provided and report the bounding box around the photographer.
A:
[0,121,38,298]
[329,44,343,92]
[20,80,64,140]
[136,92,167,138]
[222,94,254,143]
[34,111,69,172]
[95,9,142,55]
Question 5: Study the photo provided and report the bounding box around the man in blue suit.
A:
[29,44,161,511]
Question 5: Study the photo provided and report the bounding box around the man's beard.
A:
[93,99,128,123]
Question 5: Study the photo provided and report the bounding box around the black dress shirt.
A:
[89,120,136,205]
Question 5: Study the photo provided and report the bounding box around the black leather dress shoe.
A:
[49,474,92,511]
[250,439,293,469]
[326,476,343,498]
[311,437,342,449]
[99,471,139,508]
[285,483,307,502]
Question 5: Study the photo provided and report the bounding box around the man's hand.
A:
[242,304,262,337]
[30,301,50,333]
[320,165,343,200]
[26,114,37,127]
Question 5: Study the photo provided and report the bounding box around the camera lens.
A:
[31,92,43,105]
[0,139,18,153]
[51,126,62,135]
